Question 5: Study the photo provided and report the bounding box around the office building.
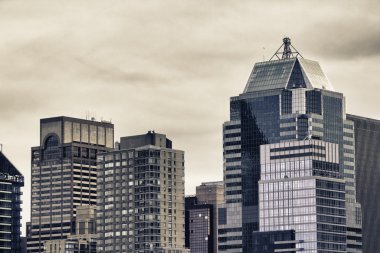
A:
[96,131,188,253]
[218,38,362,252]
[21,237,27,253]
[0,151,24,253]
[347,114,380,253]
[43,205,96,253]
[185,182,224,253]
[252,230,297,253]
[185,196,197,250]
[259,140,347,252]
[27,116,114,252]
[185,197,213,253]
[196,181,224,253]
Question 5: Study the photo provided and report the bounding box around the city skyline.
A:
[1,0,380,237]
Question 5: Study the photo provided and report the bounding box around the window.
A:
[79,221,85,234]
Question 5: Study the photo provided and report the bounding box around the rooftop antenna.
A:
[269,37,303,61]
[282,37,292,59]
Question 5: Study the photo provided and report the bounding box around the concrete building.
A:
[0,151,24,253]
[218,38,362,252]
[96,131,187,253]
[27,116,114,252]
[347,114,380,253]
[43,205,96,253]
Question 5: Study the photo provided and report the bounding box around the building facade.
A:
[0,151,24,253]
[185,197,213,253]
[43,206,97,253]
[27,116,114,252]
[196,181,224,253]
[346,114,380,253]
[96,131,187,253]
[185,182,224,253]
[252,230,297,253]
[259,140,347,252]
[218,38,362,252]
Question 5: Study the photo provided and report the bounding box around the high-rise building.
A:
[218,38,362,252]
[43,206,97,253]
[185,181,224,253]
[0,151,24,253]
[196,181,224,253]
[346,114,380,253]
[252,230,297,253]
[185,196,214,253]
[21,237,27,253]
[258,140,347,252]
[27,116,114,252]
[96,131,188,253]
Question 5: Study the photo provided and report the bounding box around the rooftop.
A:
[0,151,24,184]
[243,38,334,93]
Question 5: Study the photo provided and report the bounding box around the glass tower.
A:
[218,38,362,253]
[346,114,380,253]
[0,151,24,253]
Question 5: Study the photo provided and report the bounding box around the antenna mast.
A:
[269,37,303,61]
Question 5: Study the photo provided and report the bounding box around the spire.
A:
[270,37,303,61]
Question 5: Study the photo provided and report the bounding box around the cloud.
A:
[0,0,379,235]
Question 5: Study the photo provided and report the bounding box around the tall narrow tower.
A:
[0,152,24,253]
[27,116,114,252]
[218,38,362,253]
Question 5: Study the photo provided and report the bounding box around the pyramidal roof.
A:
[0,151,23,177]
[243,38,334,93]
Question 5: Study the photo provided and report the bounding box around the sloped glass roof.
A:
[243,58,296,93]
[243,57,334,93]
[298,58,334,91]
[0,152,22,177]
[286,59,307,89]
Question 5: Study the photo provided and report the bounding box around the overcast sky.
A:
[0,0,379,235]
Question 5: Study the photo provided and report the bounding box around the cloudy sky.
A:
[0,0,379,234]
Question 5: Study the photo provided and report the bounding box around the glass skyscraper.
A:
[258,140,347,252]
[185,197,214,253]
[185,181,224,253]
[346,114,380,253]
[0,151,24,253]
[218,38,362,253]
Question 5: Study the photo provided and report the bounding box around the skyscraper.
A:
[185,196,214,253]
[0,151,24,253]
[196,181,224,253]
[185,181,224,253]
[43,206,97,253]
[346,114,380,253]
[218,38,362,252]
[96,131,187,253]
[27,116,114,252]
[257,140,347,252]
